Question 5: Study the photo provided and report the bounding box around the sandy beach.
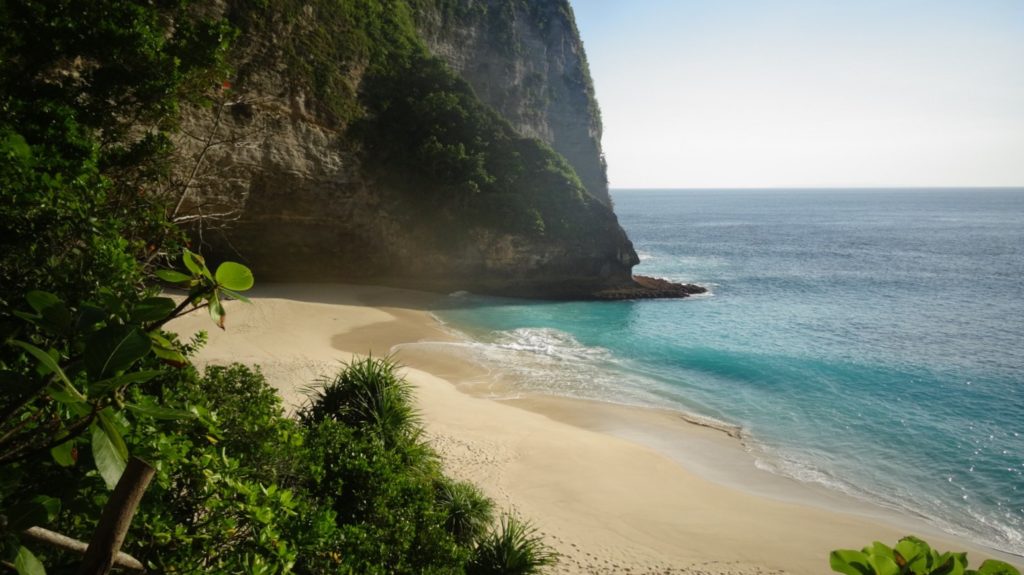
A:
[168,283,1015,575]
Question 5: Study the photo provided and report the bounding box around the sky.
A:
[571,0,1024,189]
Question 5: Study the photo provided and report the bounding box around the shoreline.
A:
[167,282,1020,574]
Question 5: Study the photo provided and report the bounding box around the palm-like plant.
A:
[468,515,558,575]
[300,356,420,445]
[437,480,495,545]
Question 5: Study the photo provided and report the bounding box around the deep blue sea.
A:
[432,189,1024,556]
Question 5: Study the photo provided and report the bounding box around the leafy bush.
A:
[831,537,1020,575]
[437,479,495,546]
[303,420,468,574]
[468,515,559,575]
[300,356,421,446]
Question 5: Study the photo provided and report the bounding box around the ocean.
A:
[429,188,1024,556]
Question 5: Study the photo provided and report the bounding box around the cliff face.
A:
[414,0,610,205]
[178,0,639,298]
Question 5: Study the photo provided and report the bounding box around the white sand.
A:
[168,283,1017,575]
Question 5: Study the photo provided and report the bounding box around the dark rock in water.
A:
[589,276,707,300]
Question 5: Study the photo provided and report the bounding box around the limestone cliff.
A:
[413,0,610,205]
[178,0,646,298]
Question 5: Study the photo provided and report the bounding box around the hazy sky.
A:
[572,0,1024,189]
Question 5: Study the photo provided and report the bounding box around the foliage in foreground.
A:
[4,357,559,574]
[468,515,559,575]
[831,537,1020,575]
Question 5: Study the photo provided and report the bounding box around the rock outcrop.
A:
[175,0,696,299]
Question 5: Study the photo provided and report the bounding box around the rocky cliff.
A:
[177,0,648,298]
[414,0,610,205]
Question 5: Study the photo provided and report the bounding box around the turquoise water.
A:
[431,189,1024,556]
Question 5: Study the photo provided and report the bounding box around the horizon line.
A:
[610,186,1024,191]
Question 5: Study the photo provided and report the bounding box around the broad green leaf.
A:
[208,293,225,329]
[934,553,968,575]
[130,296,176,322]
[896,536,931,574]
[830,550,873,575]
[3,131,32,160]
[151,344,188,367]
[45,383,90,415]
[74,304,107,334]
[35,495,60,522]
[22,292,71,334]
[215,261,254,291]
[182,249,203,275]
[5,496,60,529]
[867,553,901,575]
[155,269,191,284]
[97,409,129,461]
[14,545,45,575]
[88,369,163,395]
[975,560,1021,575]
[51,440,76,467]
[25,291,60,314]
[91,422,127,490]
[125,402,196,421]
[867,541,895,556]
[219,287,252,303]
[11,340,72,388]
[84,326,151,378]
[948,553,969,575]
[183,249,213,281]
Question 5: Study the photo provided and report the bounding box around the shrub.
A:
[299,356,421,447]
[830,536,1020,575]
[437,479,495,546]
[468,515,559,575]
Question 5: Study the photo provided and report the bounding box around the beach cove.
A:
[168,282,1014,575]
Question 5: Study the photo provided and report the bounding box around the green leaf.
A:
[130,296,176,323]
[14,545,45,575]
[74,304,107,334]
[208,293,225,329]
[148,331,188,367]
[219,287,252,303]
[25,291,60,314]
[91,422,127,490]
[155,269,192,284]
[182,249,202,275]
[51,440,76,467]
[125,402,196,421]
[97,409,128,461]
[84,326,151,378]
[895,536,932,574]
[867,553,901,575]
[151,345,188,367]
[23,291,72,334]
[88,370,163,395]
[5,496,60,530]
[10,340,73,388]
[45,383,90,415]
[934,553,968,575]
[214,261,254,291]
[183,249,213,281]
[3,131,32,160]
[975,560,1021,575]
[830,550,873,575]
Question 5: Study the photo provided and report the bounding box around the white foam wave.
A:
[751,443,1024,556]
